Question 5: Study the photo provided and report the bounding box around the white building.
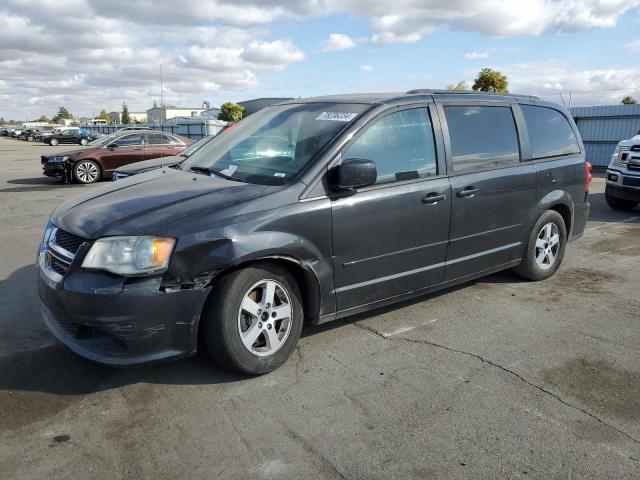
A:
[146,107,205,124]
[108,111,148,124]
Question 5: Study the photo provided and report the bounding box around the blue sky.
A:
[2,0,640,119]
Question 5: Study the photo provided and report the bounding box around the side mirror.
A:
[107,144,118,150]
[334,158,377,189]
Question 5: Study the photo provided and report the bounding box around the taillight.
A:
[585,160,593,192]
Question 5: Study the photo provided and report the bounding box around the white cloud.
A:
[320,33,357,52]
[474,60,640,105]
[465,51,490,60]
[242,40,306,69]
[360,64,374,72]
[626,39,640,52]
[0,0,638,119]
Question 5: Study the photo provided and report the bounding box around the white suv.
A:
[606,134,640,210]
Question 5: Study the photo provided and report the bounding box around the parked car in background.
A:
[36,91,590,374]
[112,134,214,180]
[45,127,95,146]
[20,126,56,141]
[41,129,192,183]
[606,136,640,210]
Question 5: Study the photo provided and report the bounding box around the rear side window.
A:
[113,134,143,146]
[521,105,580,159]
[146,132,166,145]
[444,106,520,173]
[343,108,437,184]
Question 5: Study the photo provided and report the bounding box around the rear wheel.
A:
[49,138,59,146]
[605,189,638,211]
[73,160,101,183]
[79,137,88,146]
[513,210,567,281]
[200,263,303,375]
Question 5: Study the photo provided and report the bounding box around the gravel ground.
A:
[1,136,639,479]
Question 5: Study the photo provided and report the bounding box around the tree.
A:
[218,102,246,122]
[447,80,468,91]
[152,99,159,108]
[472,68,509,93]
[36,115,50,122]
[52,106,73,123]
[622,96,637,105]
[121,101,131,124]
[98,109,111,124]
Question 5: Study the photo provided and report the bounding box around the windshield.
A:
[89,131,122,146]
[179,135,213,157]
[181,102,368,185]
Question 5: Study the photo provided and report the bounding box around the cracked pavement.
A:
[1,137,640,479]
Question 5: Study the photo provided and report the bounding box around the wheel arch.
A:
[529,190,574,239]
[207,255,322,325]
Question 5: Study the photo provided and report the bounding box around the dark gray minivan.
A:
[37,90,591,374]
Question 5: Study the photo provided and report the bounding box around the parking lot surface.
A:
[1,136,639,479]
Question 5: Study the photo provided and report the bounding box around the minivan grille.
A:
[52,228,85,254]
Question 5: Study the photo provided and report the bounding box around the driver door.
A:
[330,105,451,312]
[100,133,145,173]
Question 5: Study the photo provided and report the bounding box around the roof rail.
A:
[405,89,539,99]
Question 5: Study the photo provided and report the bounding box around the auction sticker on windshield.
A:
[316,112,359,122]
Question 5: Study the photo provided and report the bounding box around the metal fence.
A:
[571,104,640,167]
[82,117,228,140]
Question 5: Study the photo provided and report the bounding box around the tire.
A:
[27,135,34,142]
[73,160,101,184]
[200,263,304,375]
[605,190,638,211]
[79,137,88,146]
[513,210,567,281]
[49,138,59,146]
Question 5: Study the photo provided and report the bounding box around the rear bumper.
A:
[37,263,211,366]
[570,200,590,241]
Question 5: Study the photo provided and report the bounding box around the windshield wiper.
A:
[190,166,245,182]
[190,166,212,175]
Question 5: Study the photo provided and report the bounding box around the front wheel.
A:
[73,160,101,183]
[513,210,567,281]
[49,138,59,146]
[200,263,303,375]
[79,137,88,146]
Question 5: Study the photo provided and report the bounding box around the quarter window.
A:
[444,106,520,173]
[343,108,437,185]
[521,105,580,159]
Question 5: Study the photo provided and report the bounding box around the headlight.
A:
[48,155,69,163]
[82,236,176,276]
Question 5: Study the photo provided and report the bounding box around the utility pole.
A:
[160,64,164,127]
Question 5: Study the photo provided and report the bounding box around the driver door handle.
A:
[422,193,447,204]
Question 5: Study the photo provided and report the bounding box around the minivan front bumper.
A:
[37,259,211,366]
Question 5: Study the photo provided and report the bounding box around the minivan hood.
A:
[115,155,182,175]
[51,168,281,238]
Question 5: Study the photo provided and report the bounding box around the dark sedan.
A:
[41,130,192,183]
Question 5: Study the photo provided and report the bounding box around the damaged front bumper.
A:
[37,255,211,366]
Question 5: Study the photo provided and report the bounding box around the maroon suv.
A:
[41,130,192,183]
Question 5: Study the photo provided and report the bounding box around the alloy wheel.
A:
[75,161,99,183]
[237,279,293,356]
[535,223,560,271]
